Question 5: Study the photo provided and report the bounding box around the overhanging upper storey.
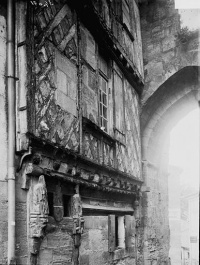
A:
[69,0,144,95]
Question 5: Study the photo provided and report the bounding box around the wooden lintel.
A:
[82,203,134,213]
[20,160,138,195]
[27,133,143,185]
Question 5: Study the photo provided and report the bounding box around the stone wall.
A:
[168,166,181,265]
[139,1,199,264]
[80,216,109,265]
[140,0,199,104]
[0,4,8,264]
[15,172,29,264]
[38,217,74,265]
[142,162,170,265]
[80,215,136,265]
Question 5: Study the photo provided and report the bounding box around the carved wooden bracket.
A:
[72,185,84,247]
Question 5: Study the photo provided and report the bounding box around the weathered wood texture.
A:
[125,215,136,250]
[32,1,79,151]
[116,79,141,178]
[26,0,142,179]
[91,0,144,78]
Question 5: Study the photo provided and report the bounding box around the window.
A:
[113,64,125,144]
[112,0,122,19]
[115,216,125,248]
[63,194,71,217]
[108,214,136,252]
[113,68,124,134]
[47,192,54,216]
[99,54,109,132]
[112,0,134,40]
[99,75,108,132]
[122,0,131,31]
[47,191,72,219]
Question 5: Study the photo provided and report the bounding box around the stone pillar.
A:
[118,216,125,249]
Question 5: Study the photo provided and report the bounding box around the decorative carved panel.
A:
[83,132,100,163]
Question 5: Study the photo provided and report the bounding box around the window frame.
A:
[98,53,110,133]
[122,0,131,31]
[99,72,109,132]
[112,0,135,42]
[113,63,126,144]
[108,214,136,253]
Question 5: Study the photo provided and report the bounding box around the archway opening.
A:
[168,108,199,265]
[140,66,199,265]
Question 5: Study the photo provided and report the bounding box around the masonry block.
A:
[84,216,94,229]
[38,249,53,265]
[56,90,77,116]
[79,254,89,265]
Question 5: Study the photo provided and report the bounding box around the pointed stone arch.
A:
[141,66,199,163]
[140,66,199,264]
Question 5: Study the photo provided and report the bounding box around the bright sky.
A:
[175,0,200,9]
[175,0,200,30]
[171,2,199,190]
[169,108,199,190]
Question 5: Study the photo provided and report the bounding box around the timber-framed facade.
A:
[15,0,144,264]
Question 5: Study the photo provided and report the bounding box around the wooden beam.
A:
[58,24,76,52]
[82,203,134,213]
[38,4,71,47]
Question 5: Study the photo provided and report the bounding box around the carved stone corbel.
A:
[21,162,44,190]
[29,175,49,265]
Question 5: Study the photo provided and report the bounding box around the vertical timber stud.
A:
[72,184,84,265]
[125,215,132,248]
[7,0,16,263]
[108,215,116,252]
[77,17,83,155]
[26,1,36,133]
[125,215,136,255]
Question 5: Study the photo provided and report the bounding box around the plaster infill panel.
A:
[55,50,77,117]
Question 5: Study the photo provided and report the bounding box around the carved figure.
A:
[30,175,49,264]
[32,175,49,217]
[71,185,84,248]
[71,185,82,218]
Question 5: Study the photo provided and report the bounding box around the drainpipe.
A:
[7,0,16,263]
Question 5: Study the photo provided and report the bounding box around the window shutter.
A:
[122,0,131,31]
[125,215,136,249]
[114,70,124,134]
[108,215,116,252]
[112,0,122,19]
